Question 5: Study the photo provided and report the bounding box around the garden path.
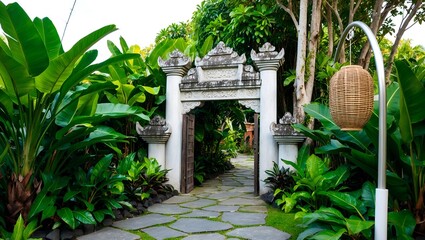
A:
[78,154,291,240]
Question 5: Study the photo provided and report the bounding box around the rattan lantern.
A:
[329,65,374,131]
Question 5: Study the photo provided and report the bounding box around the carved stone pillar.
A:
[251,42,284,194]
[136,116,171,169]
[158,50,191,191]
[271,113,305,171]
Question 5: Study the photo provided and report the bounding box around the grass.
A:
[266,205,305,239]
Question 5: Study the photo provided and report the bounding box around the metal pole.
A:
[334,21,387,240]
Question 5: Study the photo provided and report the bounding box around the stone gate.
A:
[151,42,285,194]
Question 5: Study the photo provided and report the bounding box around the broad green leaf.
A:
[74,210,96,225]
[11,214,24,240]
[28,194,55,219]
[321,191,366,216]
[0,46,34,101]
[41,205,57,222]
[395,60,425,144]
[107,39,122,56]
[304,103,339,131]
[388,210,416,237]
[90,154,112,183]
[361,181,376,208]
[310,228,346,240]
[323,165,350,188]
[57,207,76,229]
[0,2,49,76]
[63,190,79,202]
[306,154,327,178]
[36,25,117,93]
[23,219,39,239]
[93,211,105,223]
[95,103,150,121]
[346,218,374,235]
[33,17,63,59]
[142,86,160,95]
[316,139,349,154]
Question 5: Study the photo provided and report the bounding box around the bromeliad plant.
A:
[0,2,139,225]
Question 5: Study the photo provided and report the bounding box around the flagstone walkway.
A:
[78,154,291,240]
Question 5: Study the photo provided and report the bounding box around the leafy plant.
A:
[264,162,295,193]
[0,2,138,225]
[0,214,39,240]
[275,154,350,212]
[117,153,170,201]
[28,155,125,230]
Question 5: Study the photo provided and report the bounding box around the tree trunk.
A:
[305,0,323,105]
[358,0,384,68]
[293,0,308,123]
[326,5,334,57]
[385,0,423,82]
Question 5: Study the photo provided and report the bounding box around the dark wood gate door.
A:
[253,113,260,196]
[181,114,195,193]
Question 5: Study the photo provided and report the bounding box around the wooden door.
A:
[181,114,195,193]
[253,113,260,196]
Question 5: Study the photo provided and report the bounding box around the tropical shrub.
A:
[294,59,425,236]
[0,1,143,230]
[116,153,171,201]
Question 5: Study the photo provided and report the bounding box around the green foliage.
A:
[29,155,125,229]
[264,161,295,193]
[1,214,39,240]
[116,154,171,201]
[192,101,247,181]
[273,154,350,213]
[296,182,376,240]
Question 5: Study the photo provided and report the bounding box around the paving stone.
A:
[180,199,216,208]
[163,195,198,204]
[207,191,242,200]
[77,227,139,240]
[239,205,268,213]
[182,233,226,240]
[170,218,232,233]
[222,212,266,225]
[148,203,192,214]
[232,186,254,193]
[142,226,187,240]
[181,209,220,218]
[203,205,239,212]
[220,197,266,206]
[112,214,175,230]
[218,186,235,190]
[226,226,291,240]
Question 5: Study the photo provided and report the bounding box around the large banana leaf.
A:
[395,60,425,144]
[35,25,117,93]
[0,45,33,102]
[0,2,48,76]
[33,17,64,59]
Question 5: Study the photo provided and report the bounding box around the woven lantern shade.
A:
[329,65,374,131]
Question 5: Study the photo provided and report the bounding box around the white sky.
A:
[1,0,425,62]
[2,0,203,61]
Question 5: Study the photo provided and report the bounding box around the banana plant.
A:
[0,2,139,224]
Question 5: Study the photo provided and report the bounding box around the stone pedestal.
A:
[252,43,284,194]
[272,113,305,171]
[158,50,191,191]
[136,116,171,169]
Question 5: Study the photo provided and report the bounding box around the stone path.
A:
[78,154,291,240]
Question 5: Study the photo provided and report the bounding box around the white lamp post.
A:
[332,21,388,240]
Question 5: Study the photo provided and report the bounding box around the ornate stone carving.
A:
[195,41,246,66]
[158,50,191,76]
[239,100,260,113]
[271,112,305,144]
[251,42,285,71]
[136,116,171,144]
[180,88,260,102]
[182,101,202,114]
